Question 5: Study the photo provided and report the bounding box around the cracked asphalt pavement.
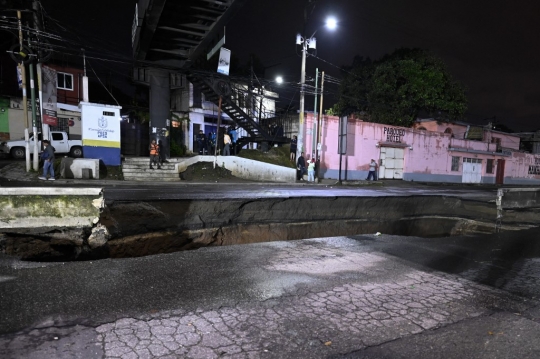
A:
[1,228,540,358]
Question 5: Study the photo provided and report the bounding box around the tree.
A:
[333,48,468,127]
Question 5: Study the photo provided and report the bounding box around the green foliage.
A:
[169,114,187,157]
[171,113,189,125]
[170,129,186,157]
[130,100,150,124]
[170,141,186,157]
[333,49,468,127]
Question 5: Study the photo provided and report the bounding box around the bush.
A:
[170,141,186,157]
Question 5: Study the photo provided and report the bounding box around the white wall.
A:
[176,156,296,183]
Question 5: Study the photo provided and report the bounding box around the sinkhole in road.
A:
[6,195,536,262]
[104,216,501,260]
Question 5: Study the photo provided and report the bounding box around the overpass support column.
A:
[149,68,170,158]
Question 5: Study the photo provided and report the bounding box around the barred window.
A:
[451,156,460,171]
[486,159,494,174]
[50,117,69,133]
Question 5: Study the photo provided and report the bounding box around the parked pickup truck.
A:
[0,131,83,159]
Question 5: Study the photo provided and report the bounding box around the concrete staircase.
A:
[122,157,181,182]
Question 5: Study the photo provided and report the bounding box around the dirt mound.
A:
[180,161,253,182]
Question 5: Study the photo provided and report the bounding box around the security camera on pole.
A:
[295,15,337,162]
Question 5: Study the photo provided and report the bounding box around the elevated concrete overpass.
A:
[132,0,248,68]
[131,0,288,157]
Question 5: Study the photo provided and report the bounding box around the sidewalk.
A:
[0,161,387,188]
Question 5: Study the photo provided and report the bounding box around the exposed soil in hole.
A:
[3,195,539,262]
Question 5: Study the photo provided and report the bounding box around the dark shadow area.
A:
[367,227,540,299]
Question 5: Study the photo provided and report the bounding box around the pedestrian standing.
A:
[307,158,316,182]
[366,159,378,180]
[223,132,231,156]
[158,139,167,165]
[297,152,306,180]
[38,140,55,181]
[208,132,217,155]
[149,139,161,169]
[196,130,207,155]
[230,126,238,155]
[290,135,297,162]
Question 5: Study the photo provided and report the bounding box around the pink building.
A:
[303,114,540,185]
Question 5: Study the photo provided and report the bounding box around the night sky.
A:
[37,0,540,131]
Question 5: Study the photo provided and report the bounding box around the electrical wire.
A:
[87,59,119,106]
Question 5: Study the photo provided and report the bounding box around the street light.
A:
[295,16,336,162]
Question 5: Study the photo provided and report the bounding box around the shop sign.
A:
[383,126,405,143]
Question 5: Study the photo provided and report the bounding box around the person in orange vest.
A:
[149,139,161,169]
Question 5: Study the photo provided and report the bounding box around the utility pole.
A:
[316,71,325,160]
[311,68,318,159]
[315,71,324,180]
[82,48,89,102]
[29,61,39,170]
[33,0,45,145]
[17,10,30,172]
[296,35,307,163]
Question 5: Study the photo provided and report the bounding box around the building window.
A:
[57,72,73,90]
[451,156,460,171]
[463,158,482,164]
[192,84,202,108]
[486,159,494,174]
[491,137,502,152]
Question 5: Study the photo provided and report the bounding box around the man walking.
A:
[366,159,378,180]
[38,140,55,181]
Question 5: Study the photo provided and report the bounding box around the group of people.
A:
[196,126,238,156]
[196,130,215,155]
[291,136,317,182]
[296,151,317,182]
[149,139,167,169]
[291,135,379,182]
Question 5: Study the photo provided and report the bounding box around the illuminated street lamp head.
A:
[326,17,337,30]
[275,76,283,84]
